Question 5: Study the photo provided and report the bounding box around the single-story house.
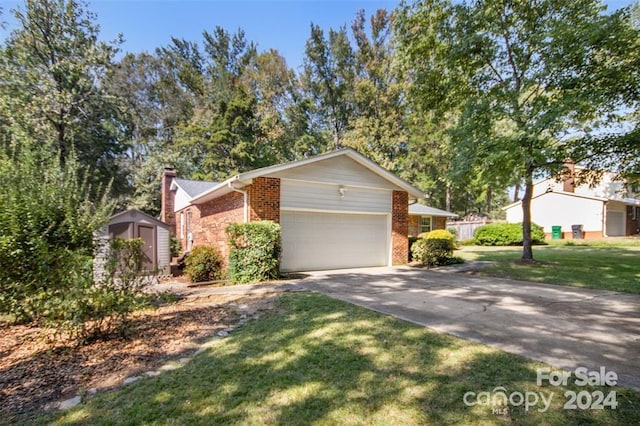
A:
[408,204,457,236]
[504,165,640,239]
[95,209,171,280]
[161,148,453,272]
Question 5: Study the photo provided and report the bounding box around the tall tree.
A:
[344,9,408,171]
[303,24,356,149]
[397,0,640,260]
[0,0,125,193]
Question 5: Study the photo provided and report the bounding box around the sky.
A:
[0,0,637,71]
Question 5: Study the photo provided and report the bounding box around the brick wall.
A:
[627,206,640,236]
[177,191,244,262]
[161,168,177,235]
[433,216,447,230]
[392,191,409,265]
[248,177,281,222]
[408,215,420,237]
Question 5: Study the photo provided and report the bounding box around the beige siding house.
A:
[504,166,640,239]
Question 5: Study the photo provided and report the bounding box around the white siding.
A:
[506,192,604,233]
[281,179,391,213]
[157,226,171,272]
[280,211,389,271]
[268,155,398,190]
[174,187,192,212]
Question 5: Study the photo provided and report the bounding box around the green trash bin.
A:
[551,226,562,240]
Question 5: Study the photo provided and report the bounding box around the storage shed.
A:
[104,209,171,275]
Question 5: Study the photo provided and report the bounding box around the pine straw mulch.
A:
[0,292,279,424]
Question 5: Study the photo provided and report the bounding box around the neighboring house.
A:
[160,148,441,272]
[408,204,457,236]
[95,209,171,280]
[504,164,640,239]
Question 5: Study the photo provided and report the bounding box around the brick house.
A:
[161,148,440,272]
[408,204,457,237]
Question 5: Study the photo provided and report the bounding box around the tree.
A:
[303,24,356,149]
[0,0,125,194]
[396,0,640,261]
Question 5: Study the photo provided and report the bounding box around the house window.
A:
[421,216,432,233]
[180,212,185,239]
[632,207,639,221]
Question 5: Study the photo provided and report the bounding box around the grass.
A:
[458,239,640,294]
[50,293,639,425]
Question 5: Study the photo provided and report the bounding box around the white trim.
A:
[280,206,390,215]
[386,213,392,267]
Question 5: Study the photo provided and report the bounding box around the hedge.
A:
[474,222,546,246]
[184,245,224,282]
[226,221,281,283]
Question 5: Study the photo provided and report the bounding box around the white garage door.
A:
[280,211,389,272]
[607,211,625,236]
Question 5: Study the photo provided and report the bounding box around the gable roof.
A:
[108,208,170,229]
[189,148,426,204]
[171,178,219,198]
[409,203,457,217]
[503,190,610,211]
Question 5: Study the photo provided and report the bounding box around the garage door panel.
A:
[281,211,388,272]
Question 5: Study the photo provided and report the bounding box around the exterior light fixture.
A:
[338,186,346,199]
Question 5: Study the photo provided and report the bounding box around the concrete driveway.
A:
[298,266,640,390]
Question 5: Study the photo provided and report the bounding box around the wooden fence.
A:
[446,220,488,241]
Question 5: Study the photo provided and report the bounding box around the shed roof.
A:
[108,209,170,229]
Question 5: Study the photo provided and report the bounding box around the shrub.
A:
[408,236,419,261]
[184,245,224,283]
[0,147,113,323]
[411,238,455,267]
[425,229,455,241]
[447,227,458,238]
[227,221,281,284]
[474,222,546,246]
[170,235,182,258]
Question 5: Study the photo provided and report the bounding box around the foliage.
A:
[0,147,113,323]
[395,0,640,260]
[183,245,224,283]
[226,221,281,283]
[0,0,126,195]
[46,237,150,342]
[170,235,182,258]
[446,227,457,238]
[411,238,454,267]
[424,229,455,241]
[474,223,546,246]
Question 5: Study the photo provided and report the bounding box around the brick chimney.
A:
[562,160,575,193]
[161,167,177,234]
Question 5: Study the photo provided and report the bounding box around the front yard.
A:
[457,239,640,294]
[50,293,639,425]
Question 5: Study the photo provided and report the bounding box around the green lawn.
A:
[458,239,640,294]
[52,293,639,425]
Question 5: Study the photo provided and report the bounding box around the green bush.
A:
[447,227,458,238]
[227,221,281,284]
[170,235,182,258]
[0,147,114,323]
[44,238,150,342]
[411,238,455,267]
[184,245,224,283]
[474,222,546,246]
[425,229,455,241]
[408,236,419,261]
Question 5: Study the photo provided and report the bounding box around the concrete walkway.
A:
[159,266,640,390]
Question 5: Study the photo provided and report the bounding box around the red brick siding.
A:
[177,192,244,263]
[248,177,281,222]
[627,206,640,236]
[161,168,177,235]
[392,191,409,265]
[433,217,447,230]
[409,215,420,237]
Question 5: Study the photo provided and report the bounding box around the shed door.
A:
[280,211,388,272]
[607,211,625,236]
[137,225,155,270]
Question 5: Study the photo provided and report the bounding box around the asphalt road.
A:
[298,266,640,390]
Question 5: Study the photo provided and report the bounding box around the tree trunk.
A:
[445,184,451,212]
[521,171,534,262]
[513,182,520,202]
[486,185,492,214]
